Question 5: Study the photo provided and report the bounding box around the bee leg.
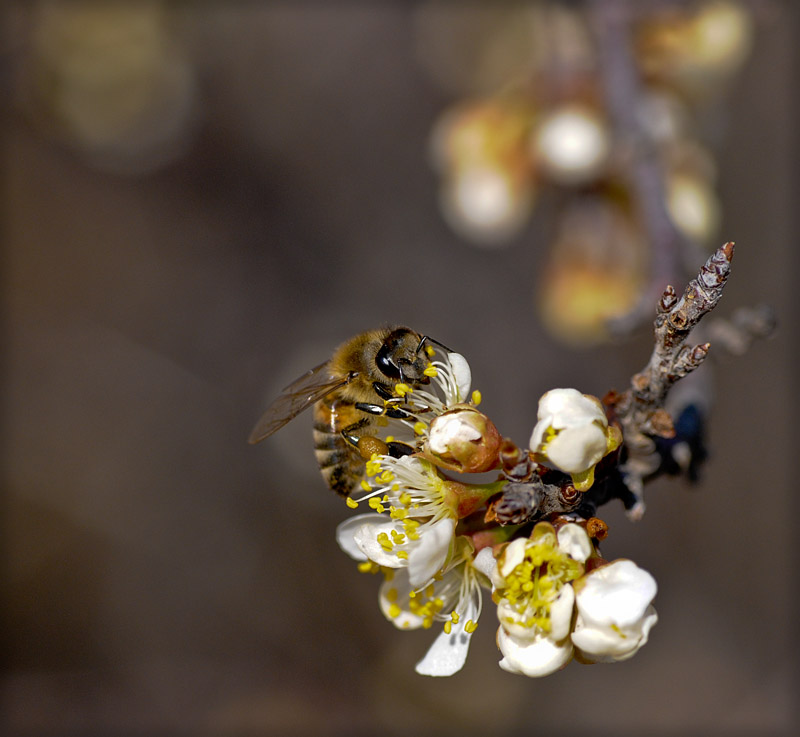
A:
[372,382,395,401]
[354,402,412,420]
[341,431,393,461]
[386,441,414,459]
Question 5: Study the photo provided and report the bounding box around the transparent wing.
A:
[248,362,346,444]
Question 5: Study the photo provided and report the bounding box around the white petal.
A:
[428,410,482,454]
[379,570,426,630]
[557,523,593,563]
[529,421,546,453]
[548,583,576,642]
[546,423,607,473]
[538,388,607,430]
[414,599,479,677]
[497,627,573,677]
[472,547,498,581]
[572,606,658,661]
[447,352,471,403]
[335,513,385,561]
[498,538,528,581]
[407,517,456,588]
[353,520,407,569]
[575,560,657,629]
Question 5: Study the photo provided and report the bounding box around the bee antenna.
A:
[417,335,454,355]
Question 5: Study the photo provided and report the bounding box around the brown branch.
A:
[608,241,735,514]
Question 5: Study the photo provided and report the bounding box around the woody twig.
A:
[608,241,734,511]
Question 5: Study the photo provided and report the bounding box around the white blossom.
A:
[571,559,658,662]
[529,388,620,490]
[377,543,488,677]
[493,523,589,677]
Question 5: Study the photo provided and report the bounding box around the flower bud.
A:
[425,405,502,473]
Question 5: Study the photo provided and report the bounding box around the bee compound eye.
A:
[375,343,402,380]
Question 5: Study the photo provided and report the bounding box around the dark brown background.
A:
[3,3,796,735]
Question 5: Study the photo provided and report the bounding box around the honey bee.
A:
[249,326,438,496]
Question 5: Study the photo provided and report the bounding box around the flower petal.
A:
[575,560,657,629]
[379,570,426,630]
[557,523,593,563]
[447,353,472,403]
[546,424,607,473]
[407,517,456,587]
[414,598,479,677]
[497,627,573,677]
[335,513,385,561]
[472,546,498,581]
[353,519,407,568]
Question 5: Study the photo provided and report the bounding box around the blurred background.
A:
[2,1,795,734]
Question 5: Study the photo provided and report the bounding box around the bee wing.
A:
[248,362,347,444]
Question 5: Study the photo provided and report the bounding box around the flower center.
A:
[499,537,582,633]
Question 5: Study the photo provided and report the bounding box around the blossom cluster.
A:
[336,350,660,677]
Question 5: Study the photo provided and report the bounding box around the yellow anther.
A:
[451,611,460,624]
[378,470,395,483]
[390,507,407,520]
[413,421,427,436]
[357,561,376,574]
[465,620,478,634]
[444,621,452,634]
[395,383,412,396]
[471,390,482,406]
[396,550,408,560]
[425,584,435,598]
[385,435,395,443]
[385,587,398,603]
[390,529,405,545]
[423,365,439,377]
[425,345,435,357]
[377,532,393,551]
[388,604,401,619]
[422,617,434,629]
[360,480,372,492]
[368,497,382,510]
[399,492,412,506]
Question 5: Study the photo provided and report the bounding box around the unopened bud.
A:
[425,405,502,473]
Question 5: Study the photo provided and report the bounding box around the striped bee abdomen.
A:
[313,396,372,497]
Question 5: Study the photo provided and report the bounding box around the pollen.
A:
[395,383,412,396]
[413,421,427,435]
[464,620,478,634]
[366,455,382,477]
[377,532,393,551]
[424,365,439,377]
[498,535,583,634]
[357,561,378,574]
[444,621,452,634]
[471,390,482,406]
[388,603,402,619]
[360,480,372,492]
[346,497,359,509]
[425,345,436,358]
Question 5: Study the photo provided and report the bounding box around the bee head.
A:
[375,327,431,386]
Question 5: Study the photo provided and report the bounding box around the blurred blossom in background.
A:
[2,1,796,735]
